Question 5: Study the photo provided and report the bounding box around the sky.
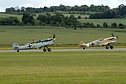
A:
[0,0,126,12]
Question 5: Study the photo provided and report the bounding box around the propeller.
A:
[111,33,118,39]
[111,33,114,37]
[52,34,56,48]
[53,34,55,39]
[53,34,56,41]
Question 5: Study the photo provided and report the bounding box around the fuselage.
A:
[80,36,117,48]
[30,39,54,49]
[12,38,54,50]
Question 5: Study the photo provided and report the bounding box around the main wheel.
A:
[106,45,109,49]
[43,48,46,52]
[110,46,113,49]
[17,50,19,52]
[48,48,51,52]
[83,47,85,50]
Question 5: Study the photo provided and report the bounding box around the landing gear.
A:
[48,48,51,52]
[110,46,113,49]
[106,45,113,49]
[17,50,19,52]
[43,48,46,52]
[83,47,85,50]
[106,45,109,49]
[43,46,51,52]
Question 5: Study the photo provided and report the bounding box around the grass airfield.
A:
[0,26,126,83]
[0,26,126,46]
[0,51,126,84]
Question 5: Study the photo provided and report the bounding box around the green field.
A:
[0,51,126,84]
[78,19,126,25]
[0,26,126,48]
[0,14,22,20]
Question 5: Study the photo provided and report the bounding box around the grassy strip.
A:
[0,26,126,45]
[0,51,126,84]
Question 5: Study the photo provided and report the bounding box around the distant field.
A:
[78,19,126,25]
[0,13,22,20]
[0,26,126,47]
[0,51,126,84]
[64,14,89,19]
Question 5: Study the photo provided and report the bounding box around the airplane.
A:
[79,33,118,49]
[12,34,56,52]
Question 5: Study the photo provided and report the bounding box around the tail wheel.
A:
[43,48,46,52]
[48,48,51,52]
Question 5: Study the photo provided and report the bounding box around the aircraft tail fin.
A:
[79,41,86,47]
[79,41,90,48]
[12,43,19,50]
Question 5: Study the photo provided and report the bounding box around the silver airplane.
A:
[12,34,56,52]
[79,33,118,49]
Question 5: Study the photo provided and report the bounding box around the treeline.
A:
[5,4,110,14]
[90,4,126,19]
[79,22,126,29]
[5,4,126,19]
[1,4,126,28]
[0,12,81,27]
[0,12,126,28]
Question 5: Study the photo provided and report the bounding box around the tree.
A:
[21,6,26,12]
[97,24,101,28]
[111,23,118,28]
[6,7,16,13]
[89,10,117,19]
[80,5,89,12]
[37,14,48,23]
[78,16,81,19]
[50,6,59,12]
[118,4,126,17]
[119,23,125,28]
[103,22,108,28]
[0,17,20,25]
[60,21,66,27]
[59,4,66,11]
[22,12,35,25]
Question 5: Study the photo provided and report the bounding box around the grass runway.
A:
[0,26,126,46]
[0,51,126,84]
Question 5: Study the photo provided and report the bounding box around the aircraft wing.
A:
[88,38,104,46]
[98,39,116,46]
